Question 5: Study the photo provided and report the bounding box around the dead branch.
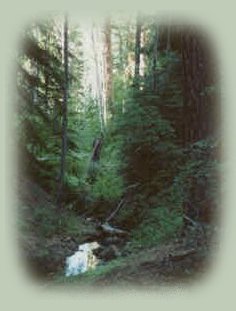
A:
[104,183,140,224]
[105,199,125,223]
[125,183,140,191]
[169,248,197,261]
[183,214,199,227]
[183,214,205,235]
[100,222,128,236]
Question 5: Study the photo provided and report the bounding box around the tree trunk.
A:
[56,14,69,208]
[91,27,105,132]
[44,33,49,110]
[103,17,113,118]
[181,29,209,146]
[134,15,142,87]
[152,24,158,92]
[166,20,171,52]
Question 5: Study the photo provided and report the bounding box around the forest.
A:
[17,13,221,287]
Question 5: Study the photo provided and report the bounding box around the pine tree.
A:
[56,14,69,208]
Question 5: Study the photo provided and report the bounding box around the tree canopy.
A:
[17,14,220,284]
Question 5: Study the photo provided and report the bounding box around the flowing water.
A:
[65,241,100,277]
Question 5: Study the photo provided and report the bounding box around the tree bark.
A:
[181,29,210,146]
[166,20,171,52]
[91,27,105,131]
[134,15,142,87]
[152,24,158,92]
[56,14,69,208]
[103,17,113,118]
[44,33,49,110]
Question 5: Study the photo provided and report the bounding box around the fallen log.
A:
[105,199,125,223]
[183,214,205,235]
[104,183,140,223]
[99,222,129,236]
[168,248,197,262]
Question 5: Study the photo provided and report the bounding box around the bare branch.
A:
[106,199,125,223]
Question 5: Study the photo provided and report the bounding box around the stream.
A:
[65,242,100,276]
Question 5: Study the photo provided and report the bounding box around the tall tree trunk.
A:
[57,14,69,208]
[134,15,142,87]
[103,17,113,118]
[44,33,49,110]
[152,24,158,92]
[91,27,105,132]
[166,19,171,52]
[181,29,209,146]
[117,28,124,71]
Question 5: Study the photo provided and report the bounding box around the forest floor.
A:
[51,240,211,289]
[18,177,218,288]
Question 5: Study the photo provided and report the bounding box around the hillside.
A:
[16,13,220,287]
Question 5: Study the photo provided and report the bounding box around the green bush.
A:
[90,137,125,201]
[169,137,220,220]
[129,205,183,250]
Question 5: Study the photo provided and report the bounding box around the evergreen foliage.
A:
[17,14,220,279]
[17,18,84,202]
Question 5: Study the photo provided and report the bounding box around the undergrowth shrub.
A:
[128,205,183,250]
[123,137,219,250]
[90,136,125,201]
[172,137,220,222]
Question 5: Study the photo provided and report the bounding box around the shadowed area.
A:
[16,14,220,287]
